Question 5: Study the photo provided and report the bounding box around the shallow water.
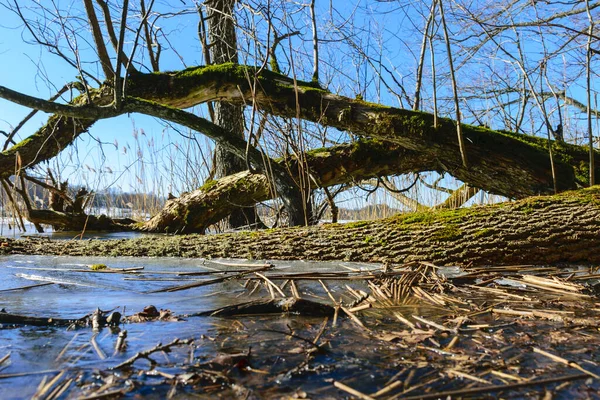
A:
[0,255,386,398]
[0,255,379,314]
[1,255,599,399]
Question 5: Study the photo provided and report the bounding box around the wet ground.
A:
[1,256,600,399]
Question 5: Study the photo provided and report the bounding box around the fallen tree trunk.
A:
[5,187,600,267]
[24,138,435,233]
[141,139,435,233]
[2,64,599,198]
[26,209,135,231]
[127,64,600,197]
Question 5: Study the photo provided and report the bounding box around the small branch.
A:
[439,0,467,168]
[262,327,326,352]
[83,0,114,80]
[269,30,300,74]
[94,0,132,70]
[3,82,84,151]
[0,84,119,119]
[22,174,74,207]
[413,0,437,111]
[114,0,129,109]
[196,4,214,121]
[148,264,274,293]
[111,338,193,370]
[310,0,319,83]
[586,0,595,185]
[140,0,158,72]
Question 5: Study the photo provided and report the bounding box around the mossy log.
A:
[2,63,600,197]
[5,187,600,267]
[3,63,600,233]
[128,64,600,197]
[26,209,135,231]
[141,139,433,233]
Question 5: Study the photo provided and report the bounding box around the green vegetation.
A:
[472,228,493,238]
[344,220,370,229]
[199,179,218,192]
[432,225,462,241]
[391,206,481,228]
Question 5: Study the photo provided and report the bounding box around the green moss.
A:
[514,197,554,214]
[199,179,218,192]
[90,263,108,270]
[183,209,192,226]
[364,235,374,244]
[345,221,369,229]
[472,228,492,238]
[388,207,484,234]
[129,63,322,106]
[397,212,436,226]
[305,147,331,158]
[132,221,146,230]
[432,225,462,241]
[519,205,535,215]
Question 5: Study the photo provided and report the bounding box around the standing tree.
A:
[204,0,263,230]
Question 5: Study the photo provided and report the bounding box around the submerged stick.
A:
[111,338,193,370]
[0,282,54,293]
[190,298,335,318]
[147,265,274,293]
[396,373,589,400]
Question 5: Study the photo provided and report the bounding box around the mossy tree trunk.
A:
[141,140,432,233]
[8,187,600,268]
[2,64,600,233]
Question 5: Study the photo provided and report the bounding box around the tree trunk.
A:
[206,0,262,229]
[8,187,600,267]
[140,139,431,233]
[26,209,135,231]
[126,64,596,198]
[3,64,598,197]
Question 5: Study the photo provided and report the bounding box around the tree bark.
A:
[6,187,600,267]
[206,0,264,229]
